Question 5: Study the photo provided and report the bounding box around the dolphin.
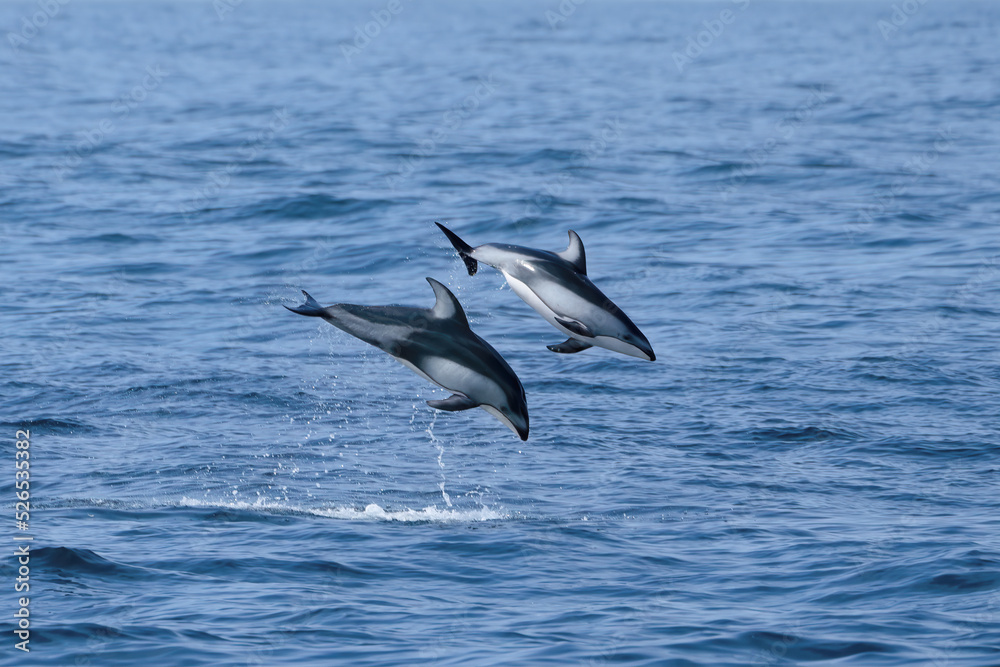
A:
[435,223,655,361]
[285,277,529,440]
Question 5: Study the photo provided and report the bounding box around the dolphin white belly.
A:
[504,273,572,335]
[403,354,521,437]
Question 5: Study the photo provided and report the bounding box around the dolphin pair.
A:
[286,226,653,440]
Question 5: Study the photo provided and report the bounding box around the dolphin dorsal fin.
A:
[426,277,469,328]
[556,230,586,274]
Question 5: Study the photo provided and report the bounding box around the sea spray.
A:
[425,411,452,507]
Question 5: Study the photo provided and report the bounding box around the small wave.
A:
[236,194,394,221]
[741,425,860,442]
[604,196,665,208]
[926,571,1000,593]
[177,497,507,523]
[684,161,747,176]
[1,418,95,433]
[70,233,151,245]
[510,148,580,166]
[0,140,34,158]
[32,546,148,579]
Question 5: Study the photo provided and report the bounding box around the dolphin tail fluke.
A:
[435,222,478,276]
[284,290,328,317]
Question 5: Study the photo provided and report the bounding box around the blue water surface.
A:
[2,1,1000,665]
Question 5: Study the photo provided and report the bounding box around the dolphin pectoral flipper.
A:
[427,394,478,411]
[435,222,479,276]
[547,338,593,354]
[554,316,595,338]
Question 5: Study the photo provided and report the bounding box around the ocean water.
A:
[3,0,1000,665]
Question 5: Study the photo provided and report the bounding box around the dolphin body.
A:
[285,278,529,440]
[435,223,655,361]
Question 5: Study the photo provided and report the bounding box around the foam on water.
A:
[177,497,507,523]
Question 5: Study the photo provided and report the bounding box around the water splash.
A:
[425,410,452,507]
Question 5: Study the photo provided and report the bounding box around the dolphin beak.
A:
[600,332,656,361]
[634,335,656,362]
[481,405,530,441]
[508,411,530,441]
[623,338,655,361]
[514,410,529,441]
